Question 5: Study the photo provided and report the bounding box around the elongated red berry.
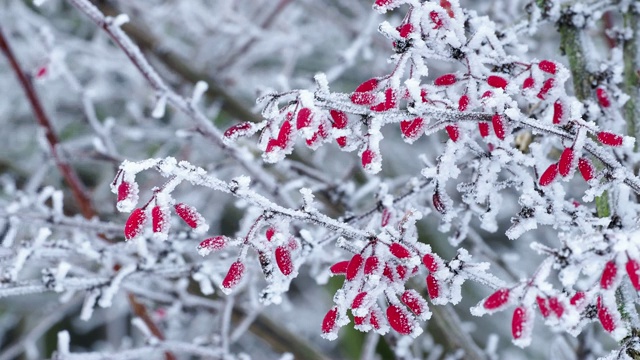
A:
[430,11,443,29]
[151,206,169,234]
[387,305,413,334]
[346,254,364,281]
[266,227,275,241]
[351,292,368,309]
[397,23,413,38]
[355,78,379,93]
[434,74,456,86]
[370,88,396,112]
[597,297,615,332]
[174,203,201,229]
[222,261,245,290]
[401,290,428,316]
[548,297,564,318]
[512,306,527,339]
[275,246,293,276]
[478,122,490,137]
[361,149,375,168]
[440,0,454,17]
[423,254,438,272]
[330,261,350,275]
[330,110,348,129]
[600,260,617,289]
[458,95,469,111]
[570,291,585,306]
[553,101,563,124]
[118,181,131,202]
[522,77,534,89]
[596,88,610,108]
[426,273,440,299]
[277,120,292,145]
[197,236,226,255]
[627,258,640,290]
[537,296,550,317]
[558,148,574,177]
[322,306,338,334]
[296,108,313,129]
[492,113,505,140]
[537,78,555,99]
[400,117,424,140]
[487,75,508,89]
[369,310,381,329]
[538,60,557,74]
[224,122,252,139]
[124,208,147,240]
[445,125,459,142]
[539,163,558,186]
[389,243,411,259]
[381,208,391,227]
[597,131,623,146]
[484,288,510,310]
[364,256,380,275]
[577,158,594,181]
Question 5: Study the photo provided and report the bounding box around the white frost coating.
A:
[80,289,100,321]
[98,264,136,308]
[191,81,209,106]
[111,14,130,27]
[193,272,214,295]
[151,95,167,119]
[57,330,70,355]
[54,261,72,292]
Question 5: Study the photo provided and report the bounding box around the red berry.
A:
[369,310,381,329]
[381,208,391,227]
[351,91,376,105]
[397,23,413,38]
[346,254,364,281]
[570,292,585,306]
[354,78,379,93]
[512,306,527,339]
[222,261,245,290]
[118,181,131,202]
[401,290,428,316]
[483,288,510,310]
[522,77,534,89]
[266,227,275,241]
[330,261,350,275]
[426,273,439,299]
[224,122,252,139]
[487,75,508,89]
[596,88,610,108]
[537,78,555,99]
[478,122,490,138]
[400,117,424,140]
[351,292,368,309]
[296,108,313,129]
[600,260,617,289]
[539,163,558,186]
[445,125,459,142]
[364,256,380,275]
[422,254,438,272]
[198,236,226,252]
[458,94,469,111]
[558,148,574,177]
[174,203,201,229]
[538,60,557,74]
[548,297,564,318]
[536,296,550,318]
[627,258,640,290]
[430,11,443,29]
[389,243,411,259]
[491,113,506,140]
[361,149,375,168]
[553,101,563,124]
[440,0,455,17]
[275,246,293,276]
[124,208,147,240]
[434,74,457,86]
[597,131,623,146]
[330,110,348,129]
[597,297,616,332]
[370,88,396,112]
[420,88,429,103]
[151,206,168,234]
[322,306,338,334]
[387,305,413,335]
[578,158,594,181]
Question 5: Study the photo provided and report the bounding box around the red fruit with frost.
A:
[361,149,375,168]
[124,208,147,240]
[396,265,408,280]
[322,306,338,334]
[174,203,201,229]
[522,77,534,89]
[389,242,411,259]
[458,94,469,111]
[351,292,368,309]
[492,113,506,140]
[401,290,428,316]
[445,125,459,142]
[224,122,252,139]
[430,11,443,29]
[596,88,611,108]
[387,305,413,335]
[397,23,413,38]
[400,117,424,140]
[597,131,623,146]
[346,254,364,281]
[222,261,245,290]
[548,297,564,318]
[370,311,381,329]
[381,209,391,227]
[354,315,366,325]
[539,163,558,186]
[538,60,557,74]
[482,90,493,98]
[266,227,275,241]
[426,273,440,299]
[275,246,293,276]
[118,181,131,202]
[370,88,395,112]
[537,296,550,318]
[512,307,527,339]
[423,254,438,272]
[553,101,563,124]
[420,89,429,103]
[296,108,312,129]
[483,288,510,310]
[487,75,508,89]
[354,78,379,93]
[440,0,455,17]
[537,78,555,99]
[558,148,574,177]
[434,74,457,86]
[151,206,168,234]
[570,291,585,306]
[330,261,350,275]
[478,122,490,138]
[577,158,594,181]
[364,256,380,275]
[600,260,617,289]
[626,258,640,290]
[597,296,616,332]
[330,110,348,129]
[198,236,226,252]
